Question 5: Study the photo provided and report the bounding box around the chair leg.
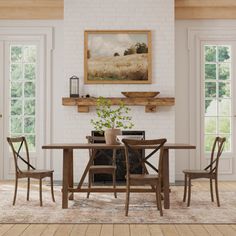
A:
[215,177,220,207]
[27,177,30,201]
[187,177,191,207]
[87,172,92,199]
[210,177,214,202]
[125,184,130,216]
[113,171,117,198]
[39,178,43,207]
[50,174,55,202]
[183,174,187,202]
[156,183,163,216]
[13,177,18,205]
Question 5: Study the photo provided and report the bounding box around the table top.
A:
[42,143,196,150]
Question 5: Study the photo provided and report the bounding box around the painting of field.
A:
[84,31,151,84]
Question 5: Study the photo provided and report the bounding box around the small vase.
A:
[104,128,122,145]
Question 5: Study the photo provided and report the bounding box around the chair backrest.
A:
[205,136,226,174]
[7,136,35,174]
[122,138,167,180]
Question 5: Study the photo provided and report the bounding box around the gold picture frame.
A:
[84,30,152,84]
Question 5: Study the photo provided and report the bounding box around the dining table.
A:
[42,143,196,209]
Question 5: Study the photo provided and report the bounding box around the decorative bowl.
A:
[121,91,160,98]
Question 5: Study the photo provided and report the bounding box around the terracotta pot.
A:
[104,128,122,145]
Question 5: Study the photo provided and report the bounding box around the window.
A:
[9,45,37,151]
[204,45,231,152]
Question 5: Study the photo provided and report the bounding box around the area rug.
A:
[1,181,236,223]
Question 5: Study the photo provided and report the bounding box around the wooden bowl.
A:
[121,91,160,98]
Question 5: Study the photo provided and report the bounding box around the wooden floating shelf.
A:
[62,97,175,113]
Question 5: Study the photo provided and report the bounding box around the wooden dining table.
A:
[42,143,195,209]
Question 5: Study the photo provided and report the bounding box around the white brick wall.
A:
[54,0,175,182]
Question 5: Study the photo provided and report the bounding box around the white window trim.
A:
[0,27,53,178]
[188,27,236,177]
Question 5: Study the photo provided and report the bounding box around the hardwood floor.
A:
[0,181,236,235]
[1,224,236,236]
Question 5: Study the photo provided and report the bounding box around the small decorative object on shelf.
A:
[69,75,79,97]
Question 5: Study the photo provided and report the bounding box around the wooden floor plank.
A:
[54,224,73,236]
[21,224,48,236]
[3,224,29,236]
[41,224,60,236]
[71,224,88,236]
[160,225,179,236]
[175,224,194,236]
[216,225,236,236]
[203,225,223,236]
[0,224,14,236]
[130,224,150,236]
[114,224,130,236]
[86,224,102,236]
[189,225,210,236]
[148,224,163,236]
[100,224,113,236]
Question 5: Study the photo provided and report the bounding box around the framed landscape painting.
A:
[84,30,152,84]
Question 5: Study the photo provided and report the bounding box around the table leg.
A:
[62,148,70,209]
[68,149,74,200]
[163,149,170,209]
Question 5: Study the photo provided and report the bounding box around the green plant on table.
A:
[91,97,134,132]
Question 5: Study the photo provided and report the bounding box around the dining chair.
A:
[183,136,226,207]
[86,136,117,198]
[7,136,55,206]
[122,138,167,216]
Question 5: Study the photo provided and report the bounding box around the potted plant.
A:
[91,97,134,144]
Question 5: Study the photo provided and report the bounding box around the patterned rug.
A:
[1,181,236,223]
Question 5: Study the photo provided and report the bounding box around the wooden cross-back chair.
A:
[7,136,55,206]
[183,136,226,207]
[122,138,167,216]
[86,136,117,198]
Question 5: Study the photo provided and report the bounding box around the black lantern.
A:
[69,75,79,97]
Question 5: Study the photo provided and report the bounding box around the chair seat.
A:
[129,174,159,180]
[20,169,54,174]
[183,169,212,175]
[89,165,116,170]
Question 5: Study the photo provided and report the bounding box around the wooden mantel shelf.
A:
[62,97,175,113]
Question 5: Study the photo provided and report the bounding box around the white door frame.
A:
[188,27,236,180]
[0,27,53,179]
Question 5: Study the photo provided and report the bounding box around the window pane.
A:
[205,64,216,80]
[24,82,35,97]
[24,117,35,133]
[205,135,216,152]
[219,117,230,134]
[219,64,230,80]
[24,99,35,115]
[11,82,23,98]
[205,82,216,98]
[218,46,230,62]
[25,135,35,151]
[219,82,230,98]
[220,134,230,152]
[11,116,22,133]
[205,117,217,134]
[205,46,216,62]
[219,99,231,116]
[11,64,22,80]
[24,46,36,63]
[11,99,22,115]
[205,99,217,116]
[11,46,22,62]
[24,64,36,80]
